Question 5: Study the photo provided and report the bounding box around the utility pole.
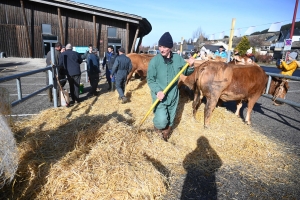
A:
[283,0,299,61]
[227,18,236,63]
[290,0,299,39]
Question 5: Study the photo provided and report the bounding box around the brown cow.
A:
[126,53,154,84]
[179,61,289,126]
[267,77,289,103]
[191,61,268,127]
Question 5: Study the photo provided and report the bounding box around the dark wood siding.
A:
[0,0,145,58]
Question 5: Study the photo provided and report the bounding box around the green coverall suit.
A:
[147,53,194,129]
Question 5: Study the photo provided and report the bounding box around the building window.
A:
[42,24,51,34]
[108,27,117,38]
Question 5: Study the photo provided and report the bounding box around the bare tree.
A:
[192,27,206,43]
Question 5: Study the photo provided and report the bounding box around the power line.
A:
[207,18,300,36]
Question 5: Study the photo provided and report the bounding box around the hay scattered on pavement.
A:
[1,79,299,199]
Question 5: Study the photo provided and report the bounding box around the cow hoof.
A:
[204,125,209,129]
[245,121,251,125]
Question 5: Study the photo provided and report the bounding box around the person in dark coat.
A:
[102,45,117,91]
[111,47,132,103]
[45,42,62,102]
[87,48,100,96]
[59,43,83,104]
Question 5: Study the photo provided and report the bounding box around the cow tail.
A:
[194,60,208,90]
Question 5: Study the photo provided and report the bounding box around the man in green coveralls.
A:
[147,32,195,141]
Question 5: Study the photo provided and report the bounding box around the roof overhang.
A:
[29,0,140,24]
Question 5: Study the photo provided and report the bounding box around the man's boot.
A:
[111,82,115,92]
[162,126,172,141]
[107,82,111,90]
[121,96,128,104]
[153,126,163,139]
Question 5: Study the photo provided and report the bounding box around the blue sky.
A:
[76,0,299,47]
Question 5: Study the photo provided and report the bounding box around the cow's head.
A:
[268,77,289,100]
[232,55,253,65]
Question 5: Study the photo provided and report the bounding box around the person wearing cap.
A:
[147,32,195,141]
[277,52,299,76]
[273,51,300,106]
[214,46,227,59]
[87,47,100,96]
[103,45,118,91]
[111,47,132,103]
[59,43,83,104]
[246,51,256,62]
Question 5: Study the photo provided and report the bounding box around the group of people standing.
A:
[46,42,133,106]
[46,42,84,105]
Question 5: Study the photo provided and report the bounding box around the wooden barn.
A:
[0,0,152,58]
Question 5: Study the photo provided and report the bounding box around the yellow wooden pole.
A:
[226,18,236,62]
[228,18,236,51]
[139,53,197,127]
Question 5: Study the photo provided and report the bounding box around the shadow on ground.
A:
[180,136,222,200]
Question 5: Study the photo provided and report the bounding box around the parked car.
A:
[148,49,160,55]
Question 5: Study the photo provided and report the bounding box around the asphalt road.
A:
[226,65,300,149]
[0,57,106,116]
[0,58,299,150]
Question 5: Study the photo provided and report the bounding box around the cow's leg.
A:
[235,100,243,116]
[245,96,260,125]
[136,70,144,81]
[126,70,134,85]
[204,94,219,128]
[192,87,201,117]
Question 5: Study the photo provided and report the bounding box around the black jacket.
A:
[59,49,83,76]
[111,54,132,78]
[102,52,117,70]
[87,53,100,74]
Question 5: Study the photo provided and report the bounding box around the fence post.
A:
[265,75,272,94]
[85,61,88,83]
[16,78,22,100]
[50,47,58,108]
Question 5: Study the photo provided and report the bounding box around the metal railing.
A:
[0,47,89,108]
[263,72,300,107]
[0,66,55,107]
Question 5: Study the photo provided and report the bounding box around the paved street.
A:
[0,57,107,115]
